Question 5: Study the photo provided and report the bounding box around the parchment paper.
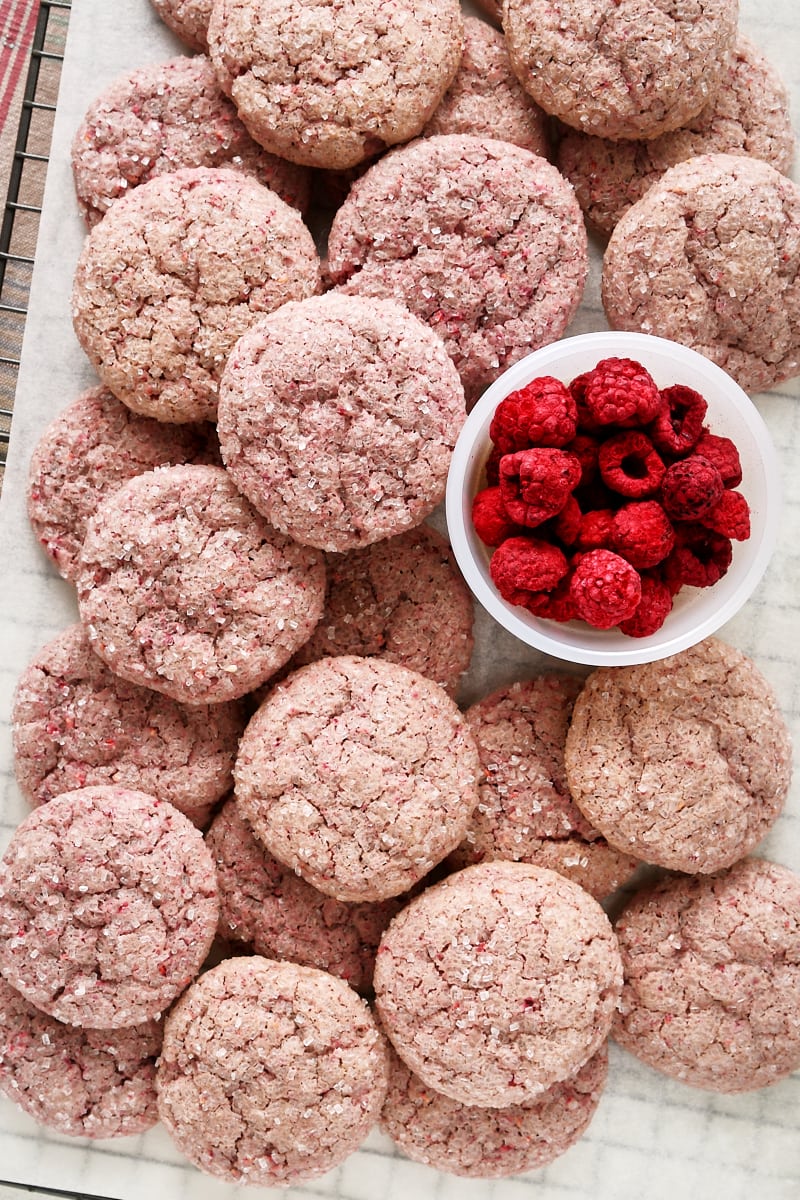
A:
[0,1,799,1197]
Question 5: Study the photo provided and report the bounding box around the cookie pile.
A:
[2,0,799,1189]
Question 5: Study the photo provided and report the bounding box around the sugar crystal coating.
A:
[234,655,481,902]
[0,786,219,1028]
[565,638,792,873]
[374,860,623,1107]
[613,860,800,1092]
[71,166,320,423]
[156,956,389,1186]
[0,977,161,1138]
[207,0,464,169]
[76,465,326,705]
[381,1038,607,1178]
[12,623,244,825]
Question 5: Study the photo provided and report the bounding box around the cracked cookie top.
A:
[613,859,800,1092]
[326,135,588,406]
[234,655,481,902]
[156,956,389,1186]
[72,55,311,226]
[373,860,622,1106]
[504,0,738,140]
[207,0,464,169]
[76,465,326,705]
[0,786,219,1028]
[71,166,320,423]
[564,637,792,874]
[217,293,466,552]
[601,152,800,392]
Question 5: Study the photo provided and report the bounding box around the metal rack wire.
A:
[0,0,71,479]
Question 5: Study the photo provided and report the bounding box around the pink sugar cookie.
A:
[156,956,389,1186]
[374,861,623,1107]
[614,859,800,1092]
[0,977,161,1138]
[0,786,219,1028]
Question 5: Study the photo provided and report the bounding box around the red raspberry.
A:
[499,448,582,527]
[569,371,603,432]
[618,572,673,637]
[490,536,569,603]
[662,524,733,590]
[472,486,520,547]
[660,455,724,521]
[693,430,743,487]
[489,377,578,452]
[484,445,504,487]
[551,494,582,544]
[525,576,577,623]
[598,431,666,498]
[649,384,707,456]
[569,549,642,629]
[611,501,675,568]
[700,489,751,540]
[580,358,662,426]
[563,433,600,487]
[575,508,615,551]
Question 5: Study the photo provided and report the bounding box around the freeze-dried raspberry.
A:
[490,536,569,602]
[598,431,665,497]
[471,486,520,547]
[489,376,577,452]
[660,455,724,520]
[662,524,733,590]
[618,572,673,637]
[564,433,600,487]
[611,500,675,569]
[569,548,642,629]
[551,494,582,544]
[649,385,707,456]
[484,444,503,487]
[525,575,577,623]
[498,448,582,527]
[574,507,615,551]
[581,358,662,426]
[700,489,751,540]
[693,430,743,487]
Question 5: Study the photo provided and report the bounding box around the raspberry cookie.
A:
[12,624,244,826]
[375,861,622,1107]
[72,166,320,423]
[217,293,466,552]
[207,0,463,169]
[504,0,738,140]
[602,153,800,393]
[234,656,481,902]
[381,1040,607,1178]
[156,956,389,1186]
[613,860,800,1092]
[0,786,219,1028]
[287,525,474,695]
[148,0,212,50]
[557,36,795,236]
[327,135,587,405]
[453,675,639,898]
[76,465,326,705]
[27,387,215,581]
[72,56,311,227]
[0,978,161,1138]
[564,639,792,874]
[423,17,550,159]
[206,800,401,992]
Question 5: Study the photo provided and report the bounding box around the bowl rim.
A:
[445,331,783,667]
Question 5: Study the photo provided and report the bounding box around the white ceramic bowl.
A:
[445,332,781,667]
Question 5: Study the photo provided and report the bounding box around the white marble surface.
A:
[0,0,799,1197]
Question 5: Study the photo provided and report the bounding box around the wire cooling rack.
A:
[0,0,71,484]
